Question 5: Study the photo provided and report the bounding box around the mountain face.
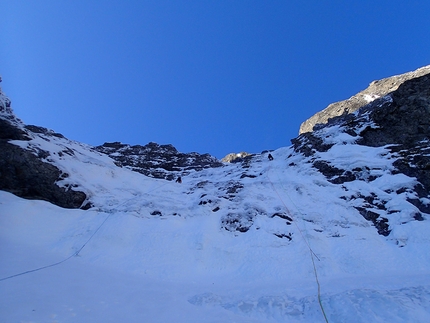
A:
[0,92,88,209]
[299,65,430,134]
[95,141,223,181]
[1,67,430,233]
[292,71,430,236]
[1,67,430,322]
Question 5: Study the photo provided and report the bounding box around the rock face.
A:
[95,142,223,181]
[0,88,88,209]
[0,139,87,209]
[221,152,253,163]
[299,65,430,134]
[292,70,430,236]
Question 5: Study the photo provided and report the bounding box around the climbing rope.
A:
[310,248,329,323]
[266,164,329,323]
[0,210,109,282]
[0,180,171,282]
[267,171,320,261]
[0,253,75,282]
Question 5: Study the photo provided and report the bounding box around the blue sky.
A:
[1,1,429,158]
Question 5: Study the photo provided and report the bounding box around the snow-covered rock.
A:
[299,65,430,134]
[292,72,430,237]
[95,141,223,181]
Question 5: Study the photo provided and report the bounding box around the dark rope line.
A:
[266,164,329,323]
[0,211,110,282]
[0,180,171,282]
[267,170,320,261]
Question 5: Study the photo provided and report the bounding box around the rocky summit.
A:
[299,65,430,134]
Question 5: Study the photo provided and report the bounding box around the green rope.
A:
[267,165,329,323]
[310,249,329,323]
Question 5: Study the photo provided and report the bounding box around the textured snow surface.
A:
[1,129,430,322]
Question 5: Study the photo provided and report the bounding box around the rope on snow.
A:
[266,163,329,323]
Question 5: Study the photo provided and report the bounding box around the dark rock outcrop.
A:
[0,88,87,209]
[292,67,430,236]
[95,141,223,181]
[0,140,87,208]
[318,72,430,194]
[299,65,430,134]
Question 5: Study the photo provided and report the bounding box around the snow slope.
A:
[1,124,430,322]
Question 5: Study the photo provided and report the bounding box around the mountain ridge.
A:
[95,141,223,181]
[299,65,430,134]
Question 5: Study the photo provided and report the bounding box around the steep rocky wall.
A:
[0,89,88,209]
[0,138,87,208]
[292,72,430,236]
[95,142,223,181]
[299,65,430,134]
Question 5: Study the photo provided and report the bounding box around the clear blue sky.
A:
[1,1,429,158]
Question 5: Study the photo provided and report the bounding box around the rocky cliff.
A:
[292,71,430,235]
[299,65,430,134]
[0,88,88,209]
[95,142,223,181]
